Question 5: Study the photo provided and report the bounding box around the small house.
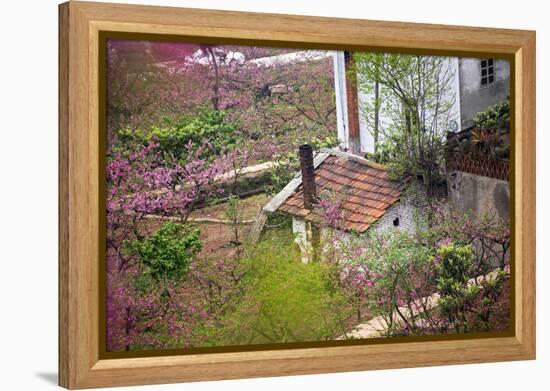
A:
[263,145,426,263]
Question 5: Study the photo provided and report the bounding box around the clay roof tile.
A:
[276,150,411,233]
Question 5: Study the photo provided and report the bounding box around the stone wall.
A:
[371,180,428,234]
[446,170,510,222]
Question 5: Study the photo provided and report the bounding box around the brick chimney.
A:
[299,144,317,210]
[344,51,361,155]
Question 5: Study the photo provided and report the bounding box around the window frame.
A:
[480,58,496,87]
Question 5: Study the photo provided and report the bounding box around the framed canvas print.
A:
[58,1,536,389]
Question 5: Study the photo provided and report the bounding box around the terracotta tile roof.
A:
[277,152,411,233]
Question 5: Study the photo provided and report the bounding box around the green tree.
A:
[354,53,456,195]
[434,242,480,333]
[218,237,348,345]
[124,222,202,282]
[473,99,510,129]
[359,231,436,335]
[117,107,238,161]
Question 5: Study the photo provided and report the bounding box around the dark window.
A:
[480,58,495,86]
[393,217,400,227]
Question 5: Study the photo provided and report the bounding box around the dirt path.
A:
[142,193,271,260]
[189,193,271,259]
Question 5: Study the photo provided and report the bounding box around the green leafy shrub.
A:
[118,107,238,160]
[328,213,510,338]
[434,242,480,333]
[217,236,347,345]
[475,270,509,331]
[124,222,202,282]
[355,231,437,334]
[444,100,510,161]
[473,99,510,130]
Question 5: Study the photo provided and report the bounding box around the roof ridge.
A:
[262,151,329,213]
[266,147,417,233]
[319,148,389,171]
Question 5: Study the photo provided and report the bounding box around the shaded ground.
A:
[188,193,271,260]
[189,193,270,221]
[127,193,272,263]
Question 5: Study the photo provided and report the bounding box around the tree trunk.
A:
[206,47,220,110]
[124,306,131,351]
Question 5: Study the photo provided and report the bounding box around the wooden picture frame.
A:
[59,1,536,388]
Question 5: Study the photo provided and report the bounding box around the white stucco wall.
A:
[357,89,376,154]
[332,51,350,150]
[334,54,510,153]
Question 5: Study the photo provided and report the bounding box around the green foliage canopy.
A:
[473,99,510,129]
[354,53,456,193]
[434,242,480,333]
[218,236,347,344]
[118,107,238,161]
[124,222,202,282]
